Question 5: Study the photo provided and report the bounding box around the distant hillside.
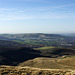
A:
[62,33,75,37]
[0,33,75,48]
[0,40,24,47]
[35,46,75,57]
[0,33,63,39]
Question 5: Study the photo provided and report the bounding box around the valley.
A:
[0,33,75,48]
[0,33,75,75]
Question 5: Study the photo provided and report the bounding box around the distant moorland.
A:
[0,33,75,48]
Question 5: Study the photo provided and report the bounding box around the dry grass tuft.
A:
[0,66,75,75]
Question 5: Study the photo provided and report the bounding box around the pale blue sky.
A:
[0,0,75,33]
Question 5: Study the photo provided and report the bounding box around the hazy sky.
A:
[0,0,75,33]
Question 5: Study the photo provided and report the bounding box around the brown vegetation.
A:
[0,66,75,75]
[57,57,75,67]
[19,57,75,69]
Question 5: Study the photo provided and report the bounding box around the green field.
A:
[35,46,57,50]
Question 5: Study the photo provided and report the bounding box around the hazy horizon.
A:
[0,0,75,33]
[0,32,75,34]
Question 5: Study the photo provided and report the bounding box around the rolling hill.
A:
[0,47,40,65]
[18,47,75,69]
[19,57,75,69]
[35,46,75,57]
[0,40,25,47]
[0,40,74,74]
[0,46,74,66]
[0,33,75,48]
[57,57,75,67]
[0,39,75,69]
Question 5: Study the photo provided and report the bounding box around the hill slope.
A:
[19,57,75,69]
[0,40,24,47]
[0,47,40,65]
[57,57,75,67]
[0,33,75,48]
[35,46,75,57]
[0,45,75,66]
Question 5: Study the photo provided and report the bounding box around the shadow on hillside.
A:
[0,47,75,66]
[0,47,41,66]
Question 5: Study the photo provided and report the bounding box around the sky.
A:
[0,0,75,34]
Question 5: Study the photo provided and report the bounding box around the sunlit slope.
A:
[35,46,75,57]
[19,57,75,69]
[57,57,75,67]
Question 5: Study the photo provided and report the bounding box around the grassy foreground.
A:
[0,66,75,75]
